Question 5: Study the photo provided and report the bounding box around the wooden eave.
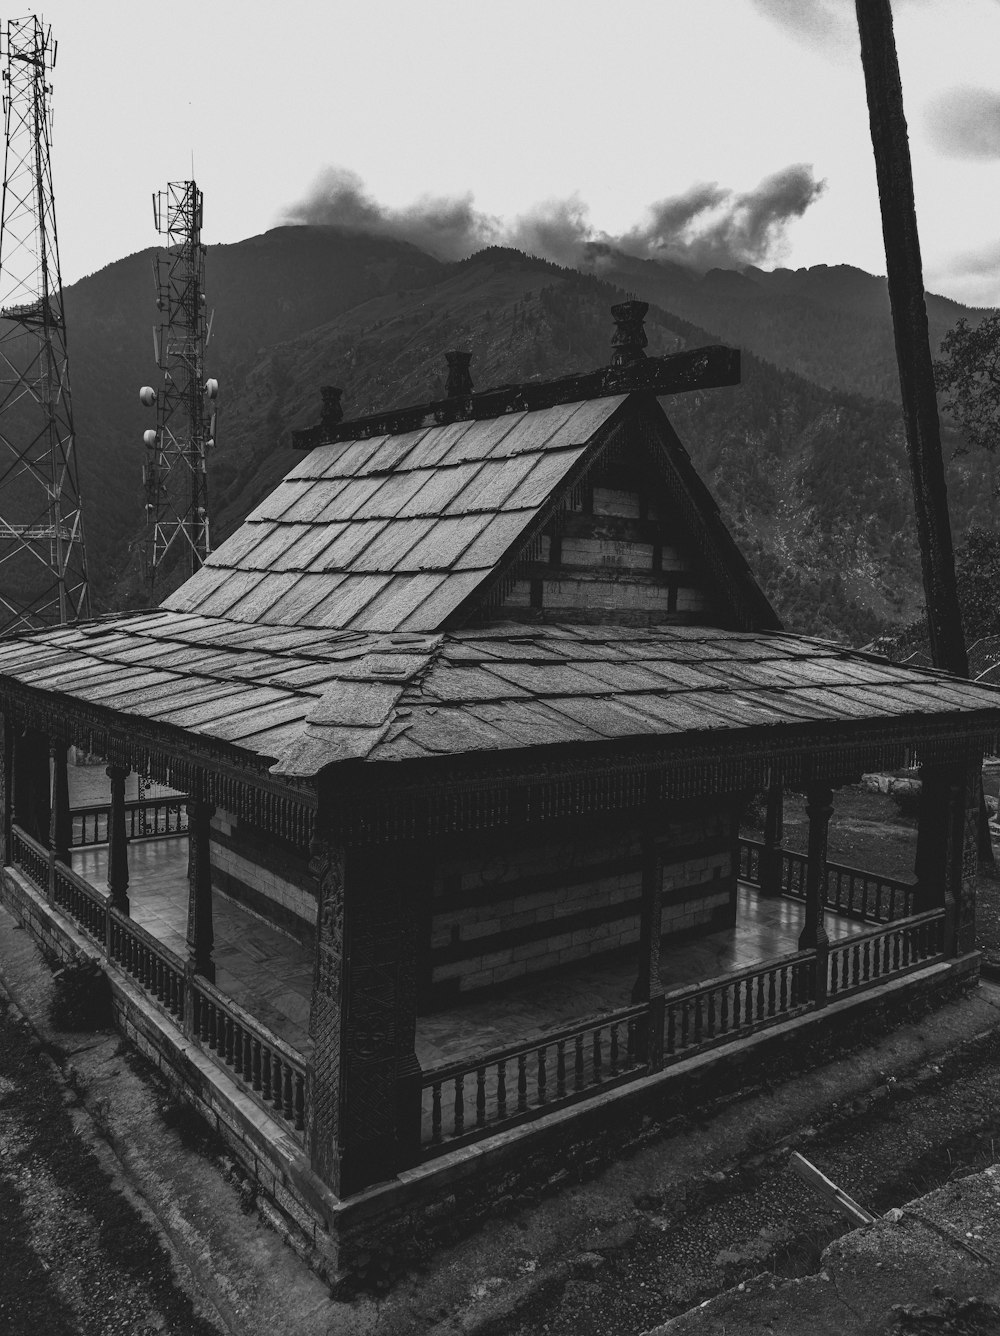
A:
[317,704,998,844]
[2,677,318,841]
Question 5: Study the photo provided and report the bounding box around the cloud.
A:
[925,86,1000,159]
[282,166,502,260]
[929,240,1000,308]
[614,166,826,270]
[281,164,827,274]
[749,0,854,49]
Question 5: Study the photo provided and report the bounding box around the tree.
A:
[934,313,1000,456]
[955,526,1000,642]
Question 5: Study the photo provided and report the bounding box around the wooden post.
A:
[305,836,424,1196]
[917,754,981,956]
[106,763,130,915]
[760,768,784,897]
[48,736,71,905]
[185,798,215,983]
[49,737,71,864]
[798,783,833,1005]
[13,726,50,846]
[0,712,12,866]
[632,832,665,1070]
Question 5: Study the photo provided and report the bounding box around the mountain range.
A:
[46,225,998,644]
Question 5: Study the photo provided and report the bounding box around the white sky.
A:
[25,0,1000,305]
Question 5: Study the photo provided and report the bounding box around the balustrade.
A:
[72,796,189,848]
[663,952,815,1060]
[826,910,945,998]
[190,977,305,1137]
[11,825,48,891]
[423,1004,646,1153]
[52,860,108,945]
[739,839,915,923]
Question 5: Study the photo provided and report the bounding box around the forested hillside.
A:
[45,227,999,644]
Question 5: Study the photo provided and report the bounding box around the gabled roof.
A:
[163,397,628,632]
[1,612,998,781]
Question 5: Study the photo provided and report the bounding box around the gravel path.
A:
[0,994,224,1336]
[480,1015,1000,1335]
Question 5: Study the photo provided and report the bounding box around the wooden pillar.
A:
[49,737,71,865]
[915,754,980,956]
[13,726,50,845]
[632,833,665,1070]
[760,768,784,897]
[185,798,215,982]
[798,783,833,1005]
[0,713,12,865]
[305,837,423,1197]
[106,763,130,915]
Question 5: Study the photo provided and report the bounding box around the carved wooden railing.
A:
[53,857,109,946]
[72,796,189,847]
[7,827,304,1142]
[826,910,946,999]
[417,907,950,1158]
[662,950,816,1062]
[739,839,916,923]
[421,1003,648,1154]
[10,825,49,894]
[188,975,306,1140]
[107,911,187,1022]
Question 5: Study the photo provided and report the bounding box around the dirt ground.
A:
[0,995,223,1336]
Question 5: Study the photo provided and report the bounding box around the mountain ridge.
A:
[31,224,997,643]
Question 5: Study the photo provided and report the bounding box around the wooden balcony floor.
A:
[72,838,868,1067]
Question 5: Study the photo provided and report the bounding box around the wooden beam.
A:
[790,1152,878,1226]
[292,345,741,449]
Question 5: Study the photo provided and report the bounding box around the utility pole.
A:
[0,15,89,632]
[856,0,994,864]
[855,0,967,678]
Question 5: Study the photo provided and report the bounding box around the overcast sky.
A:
[22,0,1000,306]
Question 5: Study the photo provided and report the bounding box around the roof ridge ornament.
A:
[610,297,649,369]
[445,350,473,398]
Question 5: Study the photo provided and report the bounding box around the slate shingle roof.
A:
[162,397,627,632]
[2,612,998,779]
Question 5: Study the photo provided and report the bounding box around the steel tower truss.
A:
[0,15,88,631]
[142,180,215,584]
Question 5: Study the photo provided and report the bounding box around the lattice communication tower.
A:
[0,15,88,632]
[140,180,217,586]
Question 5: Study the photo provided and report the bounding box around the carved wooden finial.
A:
[445,350,473,398]
[320,386,344,431]
[610,298,649,368]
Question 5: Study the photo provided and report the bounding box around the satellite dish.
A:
[204,378,218,400]
[143,429,157,448]
[139,386,156,407]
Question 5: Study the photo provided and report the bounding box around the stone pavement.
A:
[648,1167,1000,1335]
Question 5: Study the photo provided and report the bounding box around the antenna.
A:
[0,15,89,632]
[140,180,217,586]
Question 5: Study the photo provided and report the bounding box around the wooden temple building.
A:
[1,301,999,1270]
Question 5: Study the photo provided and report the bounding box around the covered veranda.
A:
[70,830,872,1064]
[2,613,1000,1203]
